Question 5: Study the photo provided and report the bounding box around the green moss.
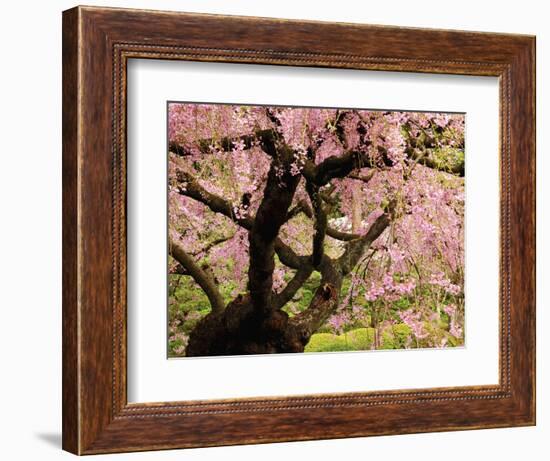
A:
[304,333,349,352]
[304,328,376,353]
[305,326,415,353]
[431,147,464,174]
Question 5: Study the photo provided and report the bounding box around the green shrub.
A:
[346,328,375,350]
[380,323,412,349]
[391,323,412,347]
[393,297,411,310]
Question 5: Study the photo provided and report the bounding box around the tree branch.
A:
[405,146,465,176]
[193,129,277,155]
[190,234,235,257]
[306,180,327,267]
[274,239,309,269]
[175,169,254,229]
[303,144,463,187]
[286,199,310,221]
[326,227,361,242]
[288,255,342,341]
[301,150,373,186]
[285,196,361,242]
[169,237,225,313]
[168,141,190,157]
[338,209,392,274]
[348,170,376,184]
[174,168,307,270]
[272,264,314,310]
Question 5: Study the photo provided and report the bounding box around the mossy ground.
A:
[304,324,414,353]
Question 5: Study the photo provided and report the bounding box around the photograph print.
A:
[167,103,465,358]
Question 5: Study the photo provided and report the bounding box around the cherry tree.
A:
[168,103,465,356]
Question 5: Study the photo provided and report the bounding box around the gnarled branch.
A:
[286,197,361,242]
[338,210,392,274]
[288,255,343,342]
[190,234,235,257]
[304,143,463,187]
[348,170,376,184]
[169,237,225,314]
[272,264,314,310]
[175,169,254,229]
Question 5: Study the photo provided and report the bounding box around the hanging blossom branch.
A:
[174,166,308,270]
[170,129,278,157]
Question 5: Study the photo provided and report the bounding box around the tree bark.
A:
[248,145,301,314]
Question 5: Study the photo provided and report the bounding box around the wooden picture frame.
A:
[62,5,536,455]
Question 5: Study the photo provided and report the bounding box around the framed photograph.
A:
[62,5,535,455]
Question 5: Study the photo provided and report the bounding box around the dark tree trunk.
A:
[185,294,307,356]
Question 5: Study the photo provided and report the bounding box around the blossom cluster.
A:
[429,271,462,295]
